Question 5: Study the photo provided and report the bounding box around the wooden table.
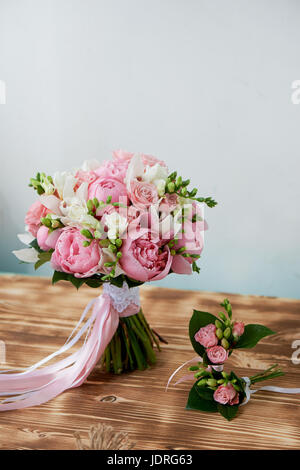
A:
[0,274,299,450]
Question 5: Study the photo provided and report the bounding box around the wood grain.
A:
[0,274,299,450]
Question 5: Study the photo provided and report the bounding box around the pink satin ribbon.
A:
[0,292,139,411]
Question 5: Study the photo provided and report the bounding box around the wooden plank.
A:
[0,274,299,450]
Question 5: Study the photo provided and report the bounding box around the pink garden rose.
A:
[213,383,239,406]
[25,201,50,237]
[37,226,62,251]
[94,159,128,183]
[51,227,102,278]
[194,324,218,348]
[206,345,228,364]
[120,230,172,282]
[113,149,167,168]
[171,220,204,275]
[75,170,97,187]
[129,180,158,209]
[88,177,128,211]
[233,321,245,338]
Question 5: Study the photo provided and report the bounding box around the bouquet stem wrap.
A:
[0,282,156,411]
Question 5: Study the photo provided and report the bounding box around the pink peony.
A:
[130,180,158,209]
[120,230,172,282]
[213,383,239,406]
[233,321,245,338]
[206,345,229,364]
[94,159,128,183]
[194,324,218,348]
[88,177,128,211]
[25,201,50,237]
[171,220,204,275]
[51,227,102,278]
[37,226,62,251]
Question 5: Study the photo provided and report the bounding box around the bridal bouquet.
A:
[12,150,216,398]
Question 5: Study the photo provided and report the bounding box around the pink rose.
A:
[120,230,172,282]
[37,226,62,251]
[194,324,218,348]
[88,177,128,211]
[233,321,245,338]
[171,220,204,275]
[113,149,134,162]
[130,180,158,209]
[206,345,228,364]
[94,159,128,182]
[213,383,239,406]
[51,227,102,278]
[25,201,50,237]
[140,153,167,168]
[113,149,167,168]
[75,170,97,187]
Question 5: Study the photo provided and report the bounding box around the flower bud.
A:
[115,238,122,248]
[215,319,223,329]
[167,182,175,193]
[197,379,207,387]
[207,379,217,387]
[216,328,223,340]
[81,229,93,239]
[87,200,94,212]
[223,327,231,339]
[221,338,229,350]
[217,379,225,384]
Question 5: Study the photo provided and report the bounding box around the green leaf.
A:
[186,384,218,412]
[52,271,70,284]
[34,250,53,270]
[217,403,239,421]
[189,310,219,357]
[195,384,215,401]
[29,239,43,253]
[235,324,276,349]
[68,275,85,290]
[84,278,103,288]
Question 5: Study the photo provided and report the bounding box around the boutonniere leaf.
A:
[235,324,275,349]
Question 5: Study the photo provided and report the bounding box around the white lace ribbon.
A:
[102,282,140,313]
[241,376,300,406]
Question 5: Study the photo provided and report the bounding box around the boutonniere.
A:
[168,299,300,420]
[186,364,284,420]
[189,299,275,366]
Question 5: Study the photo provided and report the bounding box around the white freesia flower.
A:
[144,163,168,184]
[53,171,77,199]
[124,154,144,191]
[40,178,55,195]
[59,182,100,229]
[105,213,128,240]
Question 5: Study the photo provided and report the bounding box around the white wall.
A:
[1,0,299,298]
